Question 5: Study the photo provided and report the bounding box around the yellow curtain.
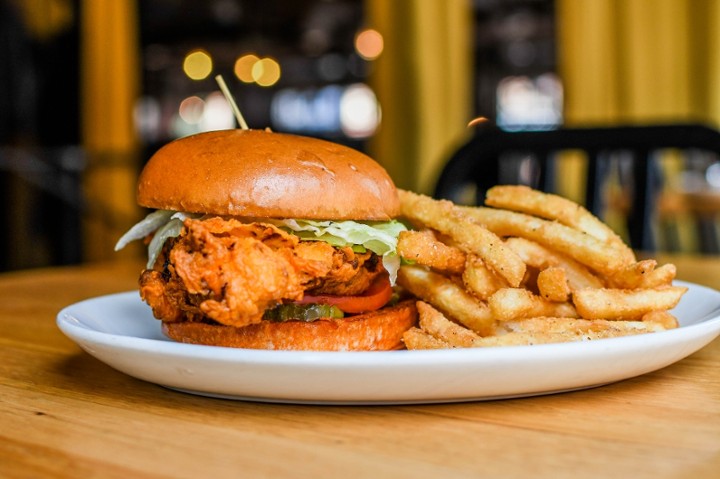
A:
[557,0,720,126]
[365,0,473,194]
[80,0,141,262]
[557,0,720,250]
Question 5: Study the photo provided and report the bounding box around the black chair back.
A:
[434,124,720,252]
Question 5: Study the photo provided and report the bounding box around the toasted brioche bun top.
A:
[137,129,400,220]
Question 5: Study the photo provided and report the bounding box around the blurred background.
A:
[2,0,720,271]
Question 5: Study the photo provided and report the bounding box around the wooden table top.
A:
[1,256,719,478]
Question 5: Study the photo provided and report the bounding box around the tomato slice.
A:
[297,274,393,314]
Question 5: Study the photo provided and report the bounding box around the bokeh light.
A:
[170,91,235,138]
[354,28,384,61]
[234,54,259,83]
[183,49,213,80]
[340,83,380,138]
[178,96,205,124]
[252,57,281,87]
[200,91,235,131]
[271,83,380,138]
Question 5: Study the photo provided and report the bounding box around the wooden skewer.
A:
[215,75,249,130]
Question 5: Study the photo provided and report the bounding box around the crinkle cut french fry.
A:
[398,190,526,287]
[573,286,688,321]
[485,185,636,264]
[397,265,496,335]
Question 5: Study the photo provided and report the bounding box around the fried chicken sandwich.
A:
[115,129,417,350]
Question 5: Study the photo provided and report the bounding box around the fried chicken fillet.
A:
[139,217,384,328]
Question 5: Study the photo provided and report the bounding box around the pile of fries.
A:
[396,185,686,349]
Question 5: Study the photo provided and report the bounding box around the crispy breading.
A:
[140,217,383,328]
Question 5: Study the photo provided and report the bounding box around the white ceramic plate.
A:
[57,281,720,405]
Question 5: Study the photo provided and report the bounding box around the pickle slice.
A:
[263,303,345,322]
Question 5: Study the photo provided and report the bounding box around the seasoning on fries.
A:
[397,186,687,349]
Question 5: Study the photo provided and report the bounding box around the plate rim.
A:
[56,280,720,363]
[54,281,720,403]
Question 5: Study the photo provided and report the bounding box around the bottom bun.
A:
[161,300,418,351]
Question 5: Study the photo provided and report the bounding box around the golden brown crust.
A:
[161,300,418,351]
[137,129,399,220]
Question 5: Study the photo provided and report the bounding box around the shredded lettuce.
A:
[115,211,198,269]
[145,217,184,269]
[116,212,407,283]
[114,210,174,252]
[266,219,407,284]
